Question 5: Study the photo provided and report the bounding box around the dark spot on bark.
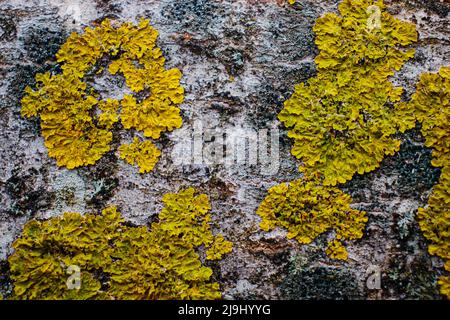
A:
[0,14,17,42]
[342,127,440,203]
[81,153,119,210]
[0,260,12,299]
[20,24,67,65]
[162,0,220,33]
[282,265,361,299]
[5,168,54,217]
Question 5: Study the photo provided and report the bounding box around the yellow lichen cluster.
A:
[21,19,184,172]
[8,188,232,300]
[399,67,450,299]
[258,0,417,260]
[257,179,367,260]
[280,0,417,185]
[118,137,161,173]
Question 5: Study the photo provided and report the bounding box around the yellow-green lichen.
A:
[438,276,450,299]
[279,0,417,186]
[418,167,450,286]
[326,239,349,261]
[21,19,184,172]
[258,0,417,260]
[257,179,367,260]
[398,67,450,166]
[8,188,232,300]
[402,67,450,299]
[118,137,161,173]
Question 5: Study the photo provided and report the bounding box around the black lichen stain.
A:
[0,14,17,42]
[384,250,442,299]
[8,63,61,111]
[8,64,38,99]
[266,19,316,61]
[388,128,441,199]
[281,264,361,299]
[5,167,54,217]
[163,0,252,77]
[248,61,316,128]
[0,260,12,299]
[381,204,442,299]
[81,152,119,210]
[386,0,450,18]
[282,61,317,87]
[341,127,440,203]
[162,0,220,32]
[20,24,67,65]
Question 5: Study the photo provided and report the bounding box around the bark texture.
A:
[0,0,449,299]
